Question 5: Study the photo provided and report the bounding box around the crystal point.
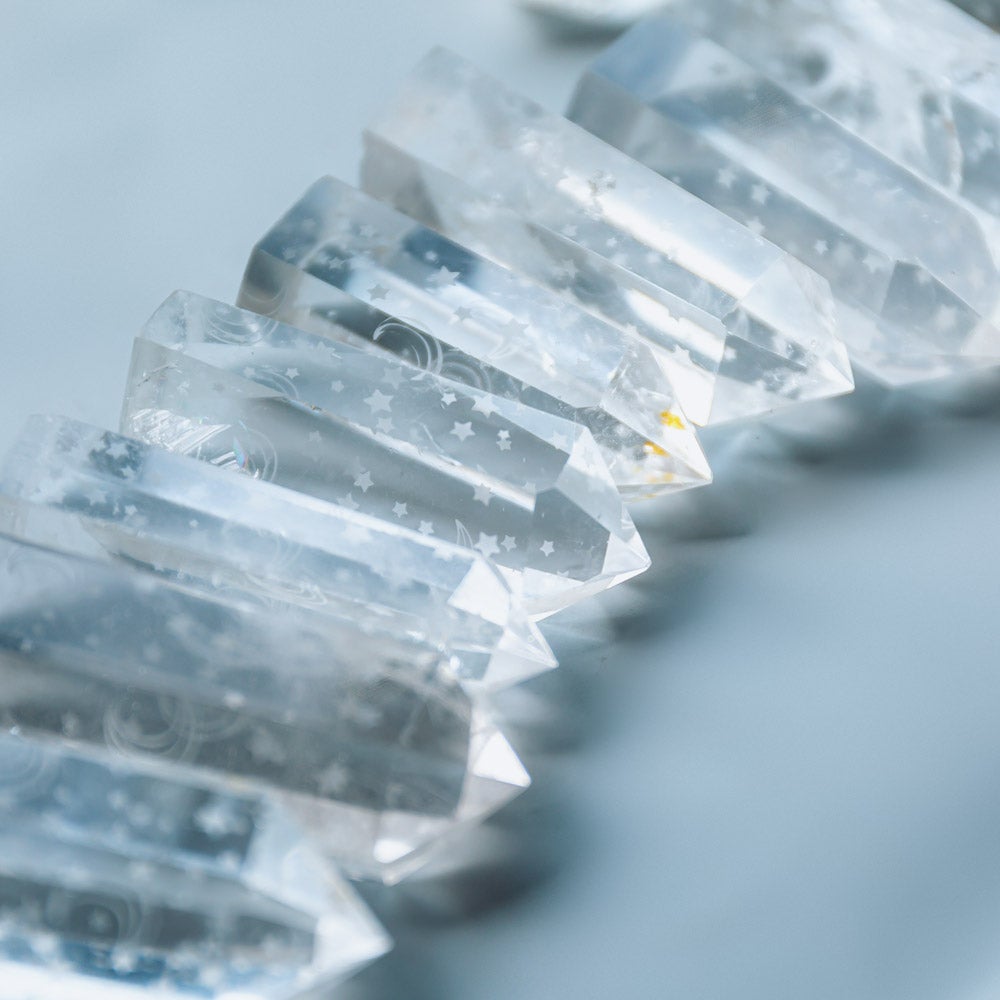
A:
[0,414,554,694]
[0,734,389,999]
[123,292,650,617]
[0,523,529,882]
[237,177,710,497]
[362,47,851,423]
[568,3,1000,383]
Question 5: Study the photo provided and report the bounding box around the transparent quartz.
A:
[122,292,650,618]
[0,733,390,999]
[0,415,555,694]
[0,524,530,883]
[568,3,1000,383]
[362,48,853,424]
[237,177,710,497]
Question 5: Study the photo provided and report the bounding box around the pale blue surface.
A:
[3,5,1000,999]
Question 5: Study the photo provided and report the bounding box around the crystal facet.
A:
[362,48,852,424]
[0,733,389,999]
[0,522,530,883]
[0,415,555,695]
[237,177,710,497]
[122,292,651,617]
[568,3,1000,383]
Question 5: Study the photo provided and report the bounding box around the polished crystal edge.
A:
[0,733,390,999]
[122,292,651,617]
[568,6,1000,384]
[362,47,853,424]
[236,176,711,497]
[0,523,530,883]
[0,414,555,692]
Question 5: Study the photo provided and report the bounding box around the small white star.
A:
[376,417,394,433]
[501,535,517,552]
[497,430,512,452]
[285,367,299,379]
[440,391,458,406]
[716,166,737,188]
[364,389,392,413]
[354,471,373,493]
[472,395,499,418]
[813,239,829,256]
[392,501,408,518]
[330,380,345,393]
[475,533,500,558]
[473,482,492,505]
[453,306,475,323]
[418,521,435,535]
[451,421,474,442]
[427,265,460,288]
[368,283,390,301]
[382,366,405,388]
[104,440,130,460]
[750,183,770,205]
[540,540,555,557]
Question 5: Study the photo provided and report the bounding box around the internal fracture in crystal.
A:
[568,3,1000,383]
[0,414,554,697]
[123,292,651,617]
[0,522,530,883]
[362,48,852,424]
[237,177,710,498]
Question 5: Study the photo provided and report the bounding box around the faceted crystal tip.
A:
[237,177,711,499]
[568,4,1000,385]
[362,46,851,425]
[0,734,391,999]
[0,521,532,884]
[124,290,651,617]
[0,412,555,695]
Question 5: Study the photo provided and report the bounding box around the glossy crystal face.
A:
[0,413,555,693]
[568,0,1000,384]
[237,177,711,496]
[0,524,530,883]
[0,734,390,998]
[123,291,651,618]
[362,48,852,424]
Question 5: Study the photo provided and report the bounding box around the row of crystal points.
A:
[4,2,1000,991]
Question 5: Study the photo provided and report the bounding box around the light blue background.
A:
[3,4,1000,999]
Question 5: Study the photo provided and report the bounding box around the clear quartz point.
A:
[0,733,390,999]
[237,177,710,497]
[361,47,852,425]
[0,415,555,694]
[0,524,529,883]
[568,2,1000,384]
[122,292,651,617]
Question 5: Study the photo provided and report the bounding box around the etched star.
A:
[501,535,517,552]
[475,533,500,558]
[427,265,460,288]
[368,283,390,301]
[392,501,408,518]
[364,389,392,413]
[451,421,474,442]
[540,540,555,557]
[354,471,373,493]
[473,482,492,506]
[472,395,499,418]
[441,390,458,406]
[418,521,435,535]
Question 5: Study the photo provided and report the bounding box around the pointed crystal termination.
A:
[0,734,390,998]
[361,47,852,425]
[123,292,651,617]
[567,6,1000,384]
[0,526,530,883]
[236,177,710,498]
[0,415,554,694]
